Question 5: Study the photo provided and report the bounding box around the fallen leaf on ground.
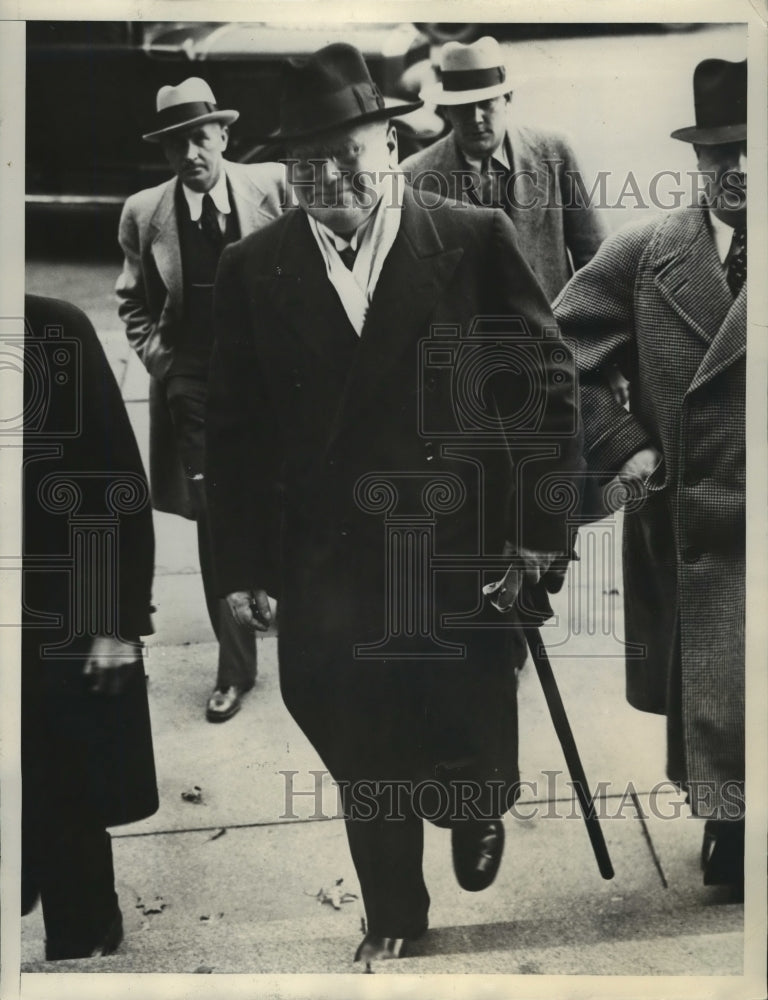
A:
[194,965,213,973]
[137,896,166,915]
[306,877,358,910]
[181,785,203,804]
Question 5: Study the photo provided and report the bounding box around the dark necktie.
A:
[726,226,747,297]
[479,157,507,211]
[338,244,357,271]
[200,192,223,248]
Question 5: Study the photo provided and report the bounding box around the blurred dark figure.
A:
[22,295,158,960]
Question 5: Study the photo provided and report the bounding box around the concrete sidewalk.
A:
[19,626,745,976]
[19,272,747,982]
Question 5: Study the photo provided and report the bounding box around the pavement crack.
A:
[629,788,669,888]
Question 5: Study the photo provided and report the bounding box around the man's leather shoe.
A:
[354,934,409,963]
[91,907,124,957]
[451,819,505,892]
[45,906,124,961]
[354,923,427,963]
[701,818,744,895]
[206,685,244,722]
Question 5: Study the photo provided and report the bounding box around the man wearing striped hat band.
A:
[117,78,286,722]
[402,36,606,302]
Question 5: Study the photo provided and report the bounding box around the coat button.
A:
[340,524,351,538]
[424,441,435,461]
[682,546,702,563]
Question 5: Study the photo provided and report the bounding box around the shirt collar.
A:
[315,209,375,255]
[182,165,231,222]
[306,188,403,335]
[708,209,736,265]
[461,132,511,174]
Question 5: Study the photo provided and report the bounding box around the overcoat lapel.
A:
[149,163,283,313]
[504,124,543,256]
[435,136,481,207]
[448,123,543,249]
[652,206,733,347]
[327,189,463,446]
[148,180,182,310]
[689,285,746,393]
[266,211,359,365]
[264,192,463,448]
[227,163,284,236]
[649,206,745,391]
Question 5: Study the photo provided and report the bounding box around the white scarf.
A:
[307,187,403,336]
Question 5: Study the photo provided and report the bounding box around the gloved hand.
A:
[83,635,142,695]
[226,589,276,631]
[482,543,559,613]
[483,544,575,625]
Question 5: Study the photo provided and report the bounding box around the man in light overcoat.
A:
[554,58,747,893]
[116,78,286,721]
[401,36,606,302]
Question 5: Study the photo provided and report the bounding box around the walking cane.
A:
[516,572,615,880]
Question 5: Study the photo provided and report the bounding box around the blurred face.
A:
[444,93,510,160]
[696,140,747,227]
[161,122,229,192]
[287,120,398,234]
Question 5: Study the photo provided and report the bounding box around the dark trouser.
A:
[166,375,256,690]
[22,808,119,960]
[343,790,431,938]
[279,616,522,938]
[21,648,158,960]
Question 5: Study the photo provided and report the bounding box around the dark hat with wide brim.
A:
[266,42,423,142]
[670,58,746,145]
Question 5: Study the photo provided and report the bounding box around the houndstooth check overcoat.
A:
[554,204,745,818]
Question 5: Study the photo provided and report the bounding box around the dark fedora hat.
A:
[268,42,423,141]
[670,58,746,145]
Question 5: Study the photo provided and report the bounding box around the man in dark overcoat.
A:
[554,58,747,891]
[22,296,158,959]
[116,77,286,721]
[206,44,583,962]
